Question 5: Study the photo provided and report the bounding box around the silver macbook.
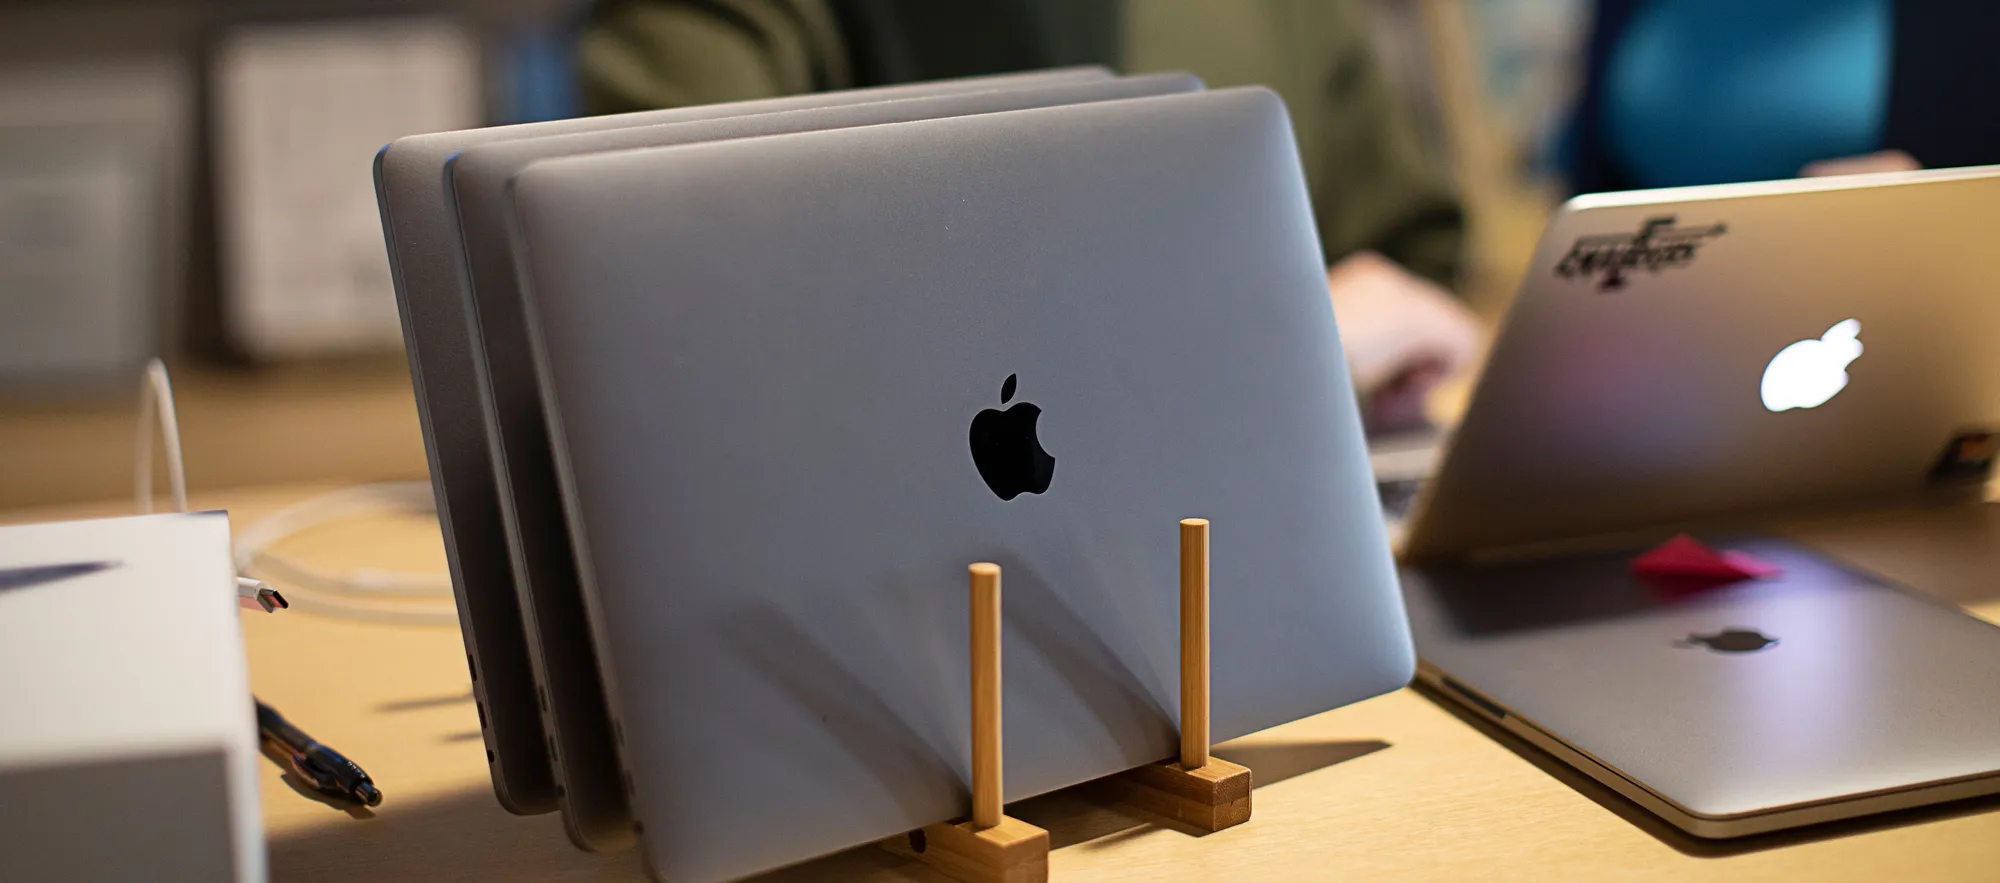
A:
[372,66,1108,815]
[508,88,1413,880]
[1404,167,2000,560]
[447,72,1200,851]
[1405,535,2000,838]
[1402,168,2000,837]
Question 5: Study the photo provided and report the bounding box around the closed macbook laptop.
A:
[372,66,1110,813]
[507,88,1413,880]
[446,72,1201,850]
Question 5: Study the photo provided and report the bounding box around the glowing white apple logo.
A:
[1760,319,1862,412]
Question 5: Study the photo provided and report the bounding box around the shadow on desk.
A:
[268,787,651,882]
[269,737,1391,882]
[1414,681,2000,858]
[1003,738,1391,849]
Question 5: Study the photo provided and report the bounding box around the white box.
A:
[0,513,264,883]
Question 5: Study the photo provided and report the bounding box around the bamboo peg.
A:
[878,562,1049,883]
[1099,518,1251,833]
[969,562,1003,831]
[1179,519,1210,770]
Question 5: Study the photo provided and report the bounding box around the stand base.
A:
[1102,757,1253,832]
[878,815,1049,883]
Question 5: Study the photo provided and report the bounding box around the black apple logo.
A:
[968,373,1056,501]
[1676,628,1779,653]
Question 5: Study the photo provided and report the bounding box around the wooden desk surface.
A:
[0,358,427,511]
[9,486,2000,882]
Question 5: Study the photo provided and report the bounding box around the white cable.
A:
[251,583,459,627]
[135,361,457,625]
[135,358,188,514]
[231,481,456,603]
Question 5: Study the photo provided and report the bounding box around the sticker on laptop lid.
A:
[1555,215,1727,291]
[1928,429,1999,486]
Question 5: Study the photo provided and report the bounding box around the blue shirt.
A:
[1602,0,1891,188]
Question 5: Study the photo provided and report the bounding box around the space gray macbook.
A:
[448,72,1201,851]
[1401,168,2000,837]
[372,65,1109,814]
[507,87,1414,881]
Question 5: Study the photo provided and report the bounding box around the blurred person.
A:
[576,0,1481,433]
[1568,0,2000,192]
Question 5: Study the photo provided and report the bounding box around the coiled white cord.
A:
[136,358,458,625]
[135,360,187,515]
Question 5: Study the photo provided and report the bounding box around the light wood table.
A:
[0,358,426,511]
[8,486,1999,882]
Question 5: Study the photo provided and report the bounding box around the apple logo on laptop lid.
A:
[969,374,1056,501]
[1676,628,1779,654]
[1761,319,1862,412]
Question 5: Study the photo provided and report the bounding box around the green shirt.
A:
[578,0,1464,286]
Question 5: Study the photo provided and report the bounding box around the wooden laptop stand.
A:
[880,519,1252,883]
[1098,519,1254,832]
[878,562,1049,883]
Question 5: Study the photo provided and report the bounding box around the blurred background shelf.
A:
[0,356,425,509]
[0,0,591,508]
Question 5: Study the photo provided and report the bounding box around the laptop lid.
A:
[508,87,1412,881]
[371,66,1110,812]
[446,72,1201,851]
[1404,534,2000,836]
[1403,167,2000,560]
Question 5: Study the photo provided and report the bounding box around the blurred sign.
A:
[211,17,479,360]
[0,59,190,395]
[0,126,151,386]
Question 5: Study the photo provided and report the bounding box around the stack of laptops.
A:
[375,69,1414,881]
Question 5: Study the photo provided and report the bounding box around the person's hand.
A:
[1799,150,1920,178]
[1325,251,1482,433]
